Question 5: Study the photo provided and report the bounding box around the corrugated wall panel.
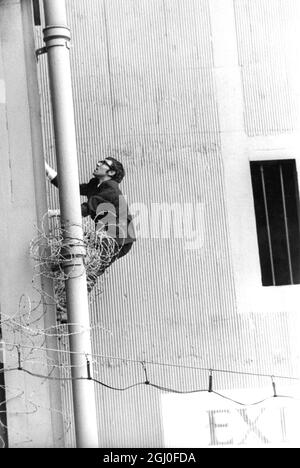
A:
[234,0,300,135]
[33,0,299,447]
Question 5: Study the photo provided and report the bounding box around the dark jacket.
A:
[51,176,136,246]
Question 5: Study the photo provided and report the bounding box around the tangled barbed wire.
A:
[0,213,122,446]
[29,213,121,316]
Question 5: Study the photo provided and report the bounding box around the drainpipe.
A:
[42,0,98,448]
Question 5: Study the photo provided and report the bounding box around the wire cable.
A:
[0,364,299,406]
[2,341,299,382]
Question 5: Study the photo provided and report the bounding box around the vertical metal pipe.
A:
[42,0,98,448]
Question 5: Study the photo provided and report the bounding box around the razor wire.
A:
[29,213,121,312]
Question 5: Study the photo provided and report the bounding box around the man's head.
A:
[93,157,125,183]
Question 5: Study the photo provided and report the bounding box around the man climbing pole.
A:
[45,157,136,292]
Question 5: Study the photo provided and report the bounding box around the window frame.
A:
[250,159,300,286]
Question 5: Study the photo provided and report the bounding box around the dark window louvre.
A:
[250,160,300,286]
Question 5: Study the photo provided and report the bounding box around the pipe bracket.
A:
[61,244,87,259]
[37,25,71,61]
[43,25,71,50]
[35,46,47,61]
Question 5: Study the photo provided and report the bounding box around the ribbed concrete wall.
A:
[33,0,300,447]
[234,0,299,135]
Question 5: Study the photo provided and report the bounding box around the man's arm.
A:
[45,162,88,195]
[88,186,117,214]
[95,200,117,236]
[91,185,119,236]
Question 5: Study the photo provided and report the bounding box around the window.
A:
[250,159,300,286]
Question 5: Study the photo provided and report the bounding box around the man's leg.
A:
[86,240,118,292]
[116,242,133,259]
[87,242,133,292]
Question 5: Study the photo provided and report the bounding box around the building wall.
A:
[33,0,300,447]
[224,0,300,316]
[217,1,300,386]
[0,0,64,448]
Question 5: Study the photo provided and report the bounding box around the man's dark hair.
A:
[107,157,125,183]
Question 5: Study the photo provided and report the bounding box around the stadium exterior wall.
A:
[1,0,300,447]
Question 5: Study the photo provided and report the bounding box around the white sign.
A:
[161,389,300,448]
